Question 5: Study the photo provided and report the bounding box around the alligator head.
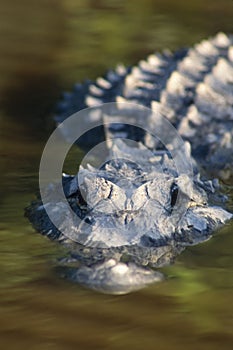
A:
[26,138,232,293]
[61,139,232,247]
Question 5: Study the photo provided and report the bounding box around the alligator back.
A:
[55,32,233,177]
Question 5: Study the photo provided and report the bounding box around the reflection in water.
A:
[0,0,233,349]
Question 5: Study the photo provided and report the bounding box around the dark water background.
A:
[0,1,233,349]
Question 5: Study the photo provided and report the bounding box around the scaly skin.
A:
[26,33,233,294]
[55,33,233,177]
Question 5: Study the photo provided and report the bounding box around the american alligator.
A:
[26,33,233,294]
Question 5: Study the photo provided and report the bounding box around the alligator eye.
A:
[170,183,179,208]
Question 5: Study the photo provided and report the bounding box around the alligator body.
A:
[26,33,233,294]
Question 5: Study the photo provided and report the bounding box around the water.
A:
[0,0,233,349]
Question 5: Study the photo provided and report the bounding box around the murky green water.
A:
[0,0,233,349]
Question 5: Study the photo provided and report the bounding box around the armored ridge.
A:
[56,32,233,177]
[26,33,233,294]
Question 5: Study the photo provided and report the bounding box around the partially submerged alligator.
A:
[26,33,233,294]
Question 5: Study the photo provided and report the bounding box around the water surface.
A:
[0,0,233,349]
